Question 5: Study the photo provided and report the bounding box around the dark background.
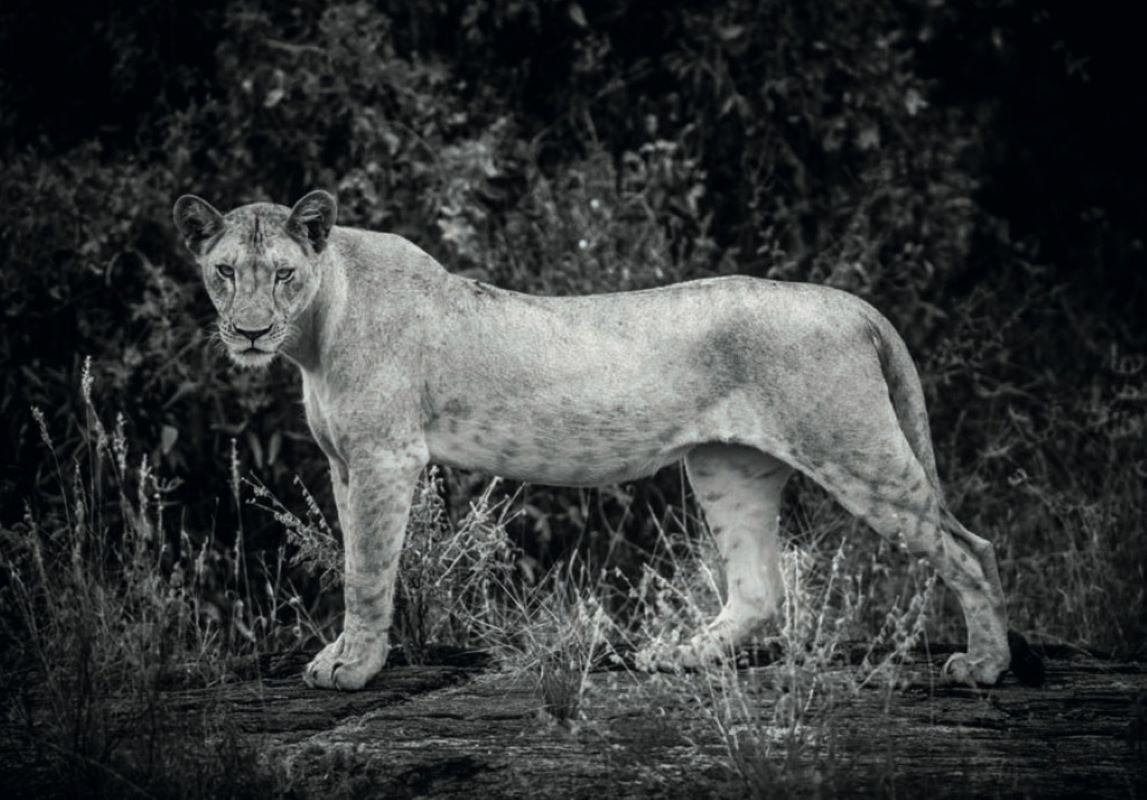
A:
[1,0,1143,653]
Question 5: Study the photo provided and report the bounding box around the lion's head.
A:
[172,190,337,368]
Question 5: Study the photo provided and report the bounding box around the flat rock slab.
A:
[178,647,1146,798]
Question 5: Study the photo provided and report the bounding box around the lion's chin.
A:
[228,347,276,370]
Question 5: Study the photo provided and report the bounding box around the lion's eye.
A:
[215,264,235,279]
[275,268,295,283]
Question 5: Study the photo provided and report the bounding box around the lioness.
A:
[173,189,1042,691]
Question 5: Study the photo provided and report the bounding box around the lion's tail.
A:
[863,311,945,506]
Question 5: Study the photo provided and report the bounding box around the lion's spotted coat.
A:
[174,191,1018,691]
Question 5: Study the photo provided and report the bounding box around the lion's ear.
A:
[172,195,224,255]
[287,190,338,254]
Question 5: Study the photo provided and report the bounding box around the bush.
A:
[0,0,1143,680]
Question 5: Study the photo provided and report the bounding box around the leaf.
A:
[160,425,179,455]
[568,2,587,28]
[857,125,881,151]
[904,87,927,117]
[718,24,745,41]
[247,430,264,469]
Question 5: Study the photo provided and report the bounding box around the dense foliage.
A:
[1,0,1143,655]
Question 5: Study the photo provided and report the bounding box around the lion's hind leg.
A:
[810,439,1012,685]
[943,511,1044,686]
[676,443,793,664]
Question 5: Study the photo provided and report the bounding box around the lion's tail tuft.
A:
[1007,630,1046,687]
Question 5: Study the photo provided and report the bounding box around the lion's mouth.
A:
[229,345,276,367]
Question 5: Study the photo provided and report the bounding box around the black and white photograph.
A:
[0,1,1144,797]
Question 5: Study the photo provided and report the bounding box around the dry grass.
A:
[2,357,1142,797]
[362,472,939,792]
[0,359,296,798]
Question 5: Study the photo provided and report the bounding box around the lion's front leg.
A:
[304,443,426,691]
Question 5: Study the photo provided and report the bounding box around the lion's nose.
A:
[234,324,273,344]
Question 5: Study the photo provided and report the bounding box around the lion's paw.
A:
[633,639,679,672]
[679,631,734,667]
[635,632,733,672]
[303,633,387,691]
[942,652,1006,687]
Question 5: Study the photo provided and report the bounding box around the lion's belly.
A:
[426,413,689,485]
[424,383,756,486]
[430,437,688,486]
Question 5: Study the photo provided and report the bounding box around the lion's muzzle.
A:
[233,323,273,346]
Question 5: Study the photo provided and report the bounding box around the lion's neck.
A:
[280,250,346,375]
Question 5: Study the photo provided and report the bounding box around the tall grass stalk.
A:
[0,359,291,798]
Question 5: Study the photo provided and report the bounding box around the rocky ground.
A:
[2,644,1144,798]
[155,645,1147,798]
